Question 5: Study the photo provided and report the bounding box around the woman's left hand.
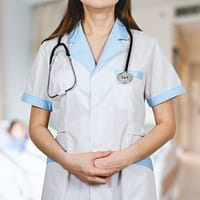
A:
[94,149,132,171]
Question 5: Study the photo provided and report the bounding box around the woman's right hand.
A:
[63,151,118,184]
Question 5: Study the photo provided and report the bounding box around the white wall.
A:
[3,0,33,122]
[133,4,174,60]
[133,0,200,59]
[32,0,66,55]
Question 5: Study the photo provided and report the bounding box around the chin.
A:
[81,0,117,9]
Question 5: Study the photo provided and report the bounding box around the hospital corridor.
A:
[0,0,200,199]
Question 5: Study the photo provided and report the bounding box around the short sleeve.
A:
[21,44,52,111]
[145,39,186,107]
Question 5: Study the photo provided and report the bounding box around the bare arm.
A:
[126,99,176,163]
[95,99,176,169]
[29,106,67,165]
[29,106,118,184]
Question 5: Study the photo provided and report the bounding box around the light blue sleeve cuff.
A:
[21,93,52,111]
[147,85,186,107]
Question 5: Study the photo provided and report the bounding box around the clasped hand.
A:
[64,149,130,185]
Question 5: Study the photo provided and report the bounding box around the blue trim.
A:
[115,70,144,80]
[67,18,129,73]
[47,156,153,171]
[116,19,129,40]
[147,85,186,107]
[47,157,54,163]
[47,156,153,172]
[21,93,52,111]
[135,157,153,171]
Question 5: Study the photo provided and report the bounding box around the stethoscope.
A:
[47,27,134,98]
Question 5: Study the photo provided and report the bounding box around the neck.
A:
[82,6,115,36]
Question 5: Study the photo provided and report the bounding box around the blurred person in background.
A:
[0,120,46,199]
[6,120,28,152]
[0,120,30,199]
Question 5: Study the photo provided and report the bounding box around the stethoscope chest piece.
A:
[117,71,133,84]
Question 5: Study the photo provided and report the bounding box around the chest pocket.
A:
[48,50,76,98]
[114,70,145,111]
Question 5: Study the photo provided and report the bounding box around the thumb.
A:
[93,150,111,159]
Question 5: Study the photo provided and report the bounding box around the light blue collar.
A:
[67,19,129,73]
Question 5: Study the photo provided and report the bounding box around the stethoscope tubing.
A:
[47,26,134,98]
[47,37,77,98]
[125,28,133,72]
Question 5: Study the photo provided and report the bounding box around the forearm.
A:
[95,101,176,171]
[29,124,68,168]
[125,100,176,165]
[125,121,175,166]
[95,121,175,170]
[29,106,71,168]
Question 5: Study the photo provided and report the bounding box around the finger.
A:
[88,176,111,184]
[91,167,119,177]
[92,150,111,160]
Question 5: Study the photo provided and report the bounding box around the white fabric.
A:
[22,27,185,200]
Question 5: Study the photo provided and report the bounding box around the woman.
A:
[21,0,185,199]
